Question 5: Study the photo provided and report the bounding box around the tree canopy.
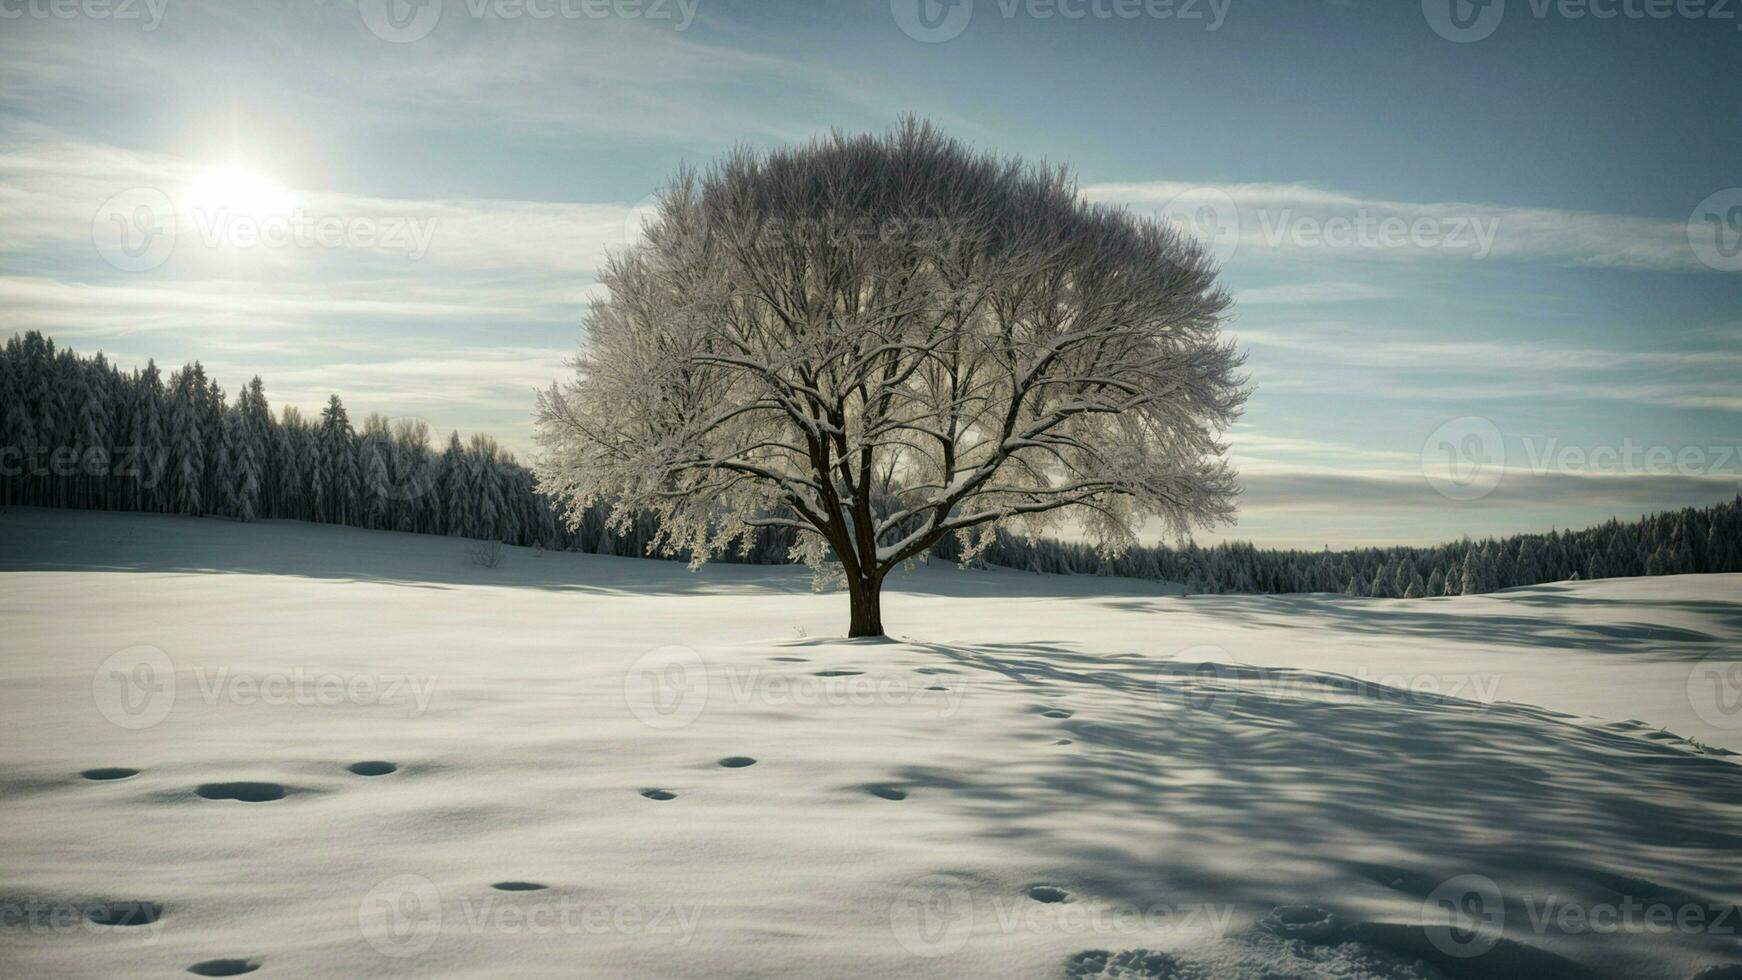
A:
[535,121,1249,635]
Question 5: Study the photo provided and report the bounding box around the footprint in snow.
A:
[862,784,907,800]
[640,788,677,801]
[195,782,286,802]
[491,881,547,891]
[81,767,140,781]
[86,901,163,926]
[718,756,757,768]
[346,761,397,776]
[1259,904,1342,944]
[1025,884,1071,903]
[187,959,260,976]
[813,669,863,677]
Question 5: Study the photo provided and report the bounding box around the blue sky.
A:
[2,0,1739,547]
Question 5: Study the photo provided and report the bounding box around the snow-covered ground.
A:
[2,508,1740,979]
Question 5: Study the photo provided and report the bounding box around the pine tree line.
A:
[932,496,1742,596]
[3,331,1737,593]
[0,331,798,560]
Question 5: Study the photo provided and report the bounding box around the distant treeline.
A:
[3,331,1738,595]
[935,500,1742,596]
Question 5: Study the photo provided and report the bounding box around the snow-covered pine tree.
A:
[441,432,468,537]
[360,414,393,530]
[132,361,166,513]
[1460,547,1488,595]
[221,404,260,521]
[318,395,357,526]
[168,367,205,516]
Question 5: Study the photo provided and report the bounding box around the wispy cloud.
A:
[0,0,858,147]
[0,130,637,275]
[1238,469,1740,515]
[1233,324,1742,413]
[1085,180,1711,272]
[1235,281,1392,304]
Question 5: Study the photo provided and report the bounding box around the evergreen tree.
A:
[318,395,357,525]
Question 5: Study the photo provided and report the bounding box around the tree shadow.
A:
[889,639,1742,978]
[1151,588,1736,661]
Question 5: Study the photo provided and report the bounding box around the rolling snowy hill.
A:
[2,508,1740,979]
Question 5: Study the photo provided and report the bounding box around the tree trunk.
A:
[847,573,885,638]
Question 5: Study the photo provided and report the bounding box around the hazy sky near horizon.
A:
[2,0,1739,548]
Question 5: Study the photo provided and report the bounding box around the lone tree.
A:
[535,121,1247,636]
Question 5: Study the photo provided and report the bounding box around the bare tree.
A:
[535,120,1248,636]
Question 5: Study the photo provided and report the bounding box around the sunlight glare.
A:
[183,165,293,220]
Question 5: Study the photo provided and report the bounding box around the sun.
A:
[182,165,293,220]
